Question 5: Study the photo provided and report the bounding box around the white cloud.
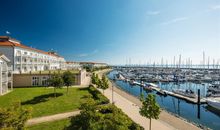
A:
[205,5,220,12]
[92,49,98,54]
[210,5,220,10]
[160,17,189,25]
[147,11,160,15]
[78,53,88,57]
[6,31,11,35]
[77,49,99,57]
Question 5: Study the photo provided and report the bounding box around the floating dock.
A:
[117,77,208,104]
[150,86,207,104]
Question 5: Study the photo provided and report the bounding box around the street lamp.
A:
[112,85,114,104]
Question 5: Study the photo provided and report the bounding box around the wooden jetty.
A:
[150,86,207,104]
[117,77,208,104]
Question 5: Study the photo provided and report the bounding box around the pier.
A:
[150,86,206,104]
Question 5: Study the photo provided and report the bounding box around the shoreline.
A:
[98,69,203,130]
[110,79,209,130]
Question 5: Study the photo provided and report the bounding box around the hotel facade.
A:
[0,36,66,73]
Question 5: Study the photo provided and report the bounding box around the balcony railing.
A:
[8,66,12,71]
[1,77,7,82]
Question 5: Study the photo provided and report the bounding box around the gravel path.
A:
[26,110,80,126]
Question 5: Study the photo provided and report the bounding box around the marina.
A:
[108,69,220,130]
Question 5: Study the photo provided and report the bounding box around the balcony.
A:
[1,77,8,82]
[8,66,12,71]
[16,52,21,56]
[0,65,11,72]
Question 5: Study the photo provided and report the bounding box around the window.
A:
[16,57,20,62]
[16,51,21,55]
[8,72,12,77]
[32,76,40,86]
[42,76,49,86]
[16,66,20,70]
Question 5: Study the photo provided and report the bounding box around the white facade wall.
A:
[66,62,81,70]
[94,63,107,68]
[13,47,66,73]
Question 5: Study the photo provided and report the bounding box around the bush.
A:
[67,101,143,130]
[0,102,32,130]
[88,85,110,104]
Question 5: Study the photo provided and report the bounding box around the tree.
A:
[0,102,32,130]
[139,94,160,130]
[95,74,99,84]
[100,75,109,94]
[49,74,64,97]
[91,73,97,84]
[96,75,109,94]
[63,71,75,94]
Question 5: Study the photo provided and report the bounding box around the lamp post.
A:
[112,84,114,104]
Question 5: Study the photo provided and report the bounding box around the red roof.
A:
[0,36,63,58]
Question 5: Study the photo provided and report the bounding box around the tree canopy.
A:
[139,94,160,130]
[49,74,64,97]
[63,71,75,93]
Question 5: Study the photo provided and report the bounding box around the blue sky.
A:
[0,0,219,65]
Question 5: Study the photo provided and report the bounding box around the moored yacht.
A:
[207,84,220,93]
[206,98,220,110]
[172,89,196,98]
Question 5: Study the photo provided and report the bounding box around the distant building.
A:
[79,62,108,69]
[0,53,13,95]
[66,61,81,70]
[0,36,66,73]
[66,61,108,70]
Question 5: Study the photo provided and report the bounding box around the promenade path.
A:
[26,110,80,126]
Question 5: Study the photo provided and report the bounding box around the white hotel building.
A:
[0,36,66,73]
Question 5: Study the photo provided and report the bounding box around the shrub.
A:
[0,102,32,130]
[88,85,110,104]
[68,99,143,130]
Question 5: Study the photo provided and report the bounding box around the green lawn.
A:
[27,118,71,130]
[0,87,90,117]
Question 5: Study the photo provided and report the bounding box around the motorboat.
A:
[207,84,220,93]
[143,86,152,92]
[172,89,196,98]
[206,92,220,97]
[206,98,220,110]
[156,89,167,96]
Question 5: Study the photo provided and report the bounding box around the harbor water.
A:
[108,70,220,130]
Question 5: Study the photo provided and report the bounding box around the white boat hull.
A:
[207,99,220,110]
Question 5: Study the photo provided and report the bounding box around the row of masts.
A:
[125,52,220,69]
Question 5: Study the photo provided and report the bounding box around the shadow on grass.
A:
[21,93,63,105]
[78,87,89,91]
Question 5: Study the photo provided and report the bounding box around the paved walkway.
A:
[97,87,174,130]
[26,110,80,126]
